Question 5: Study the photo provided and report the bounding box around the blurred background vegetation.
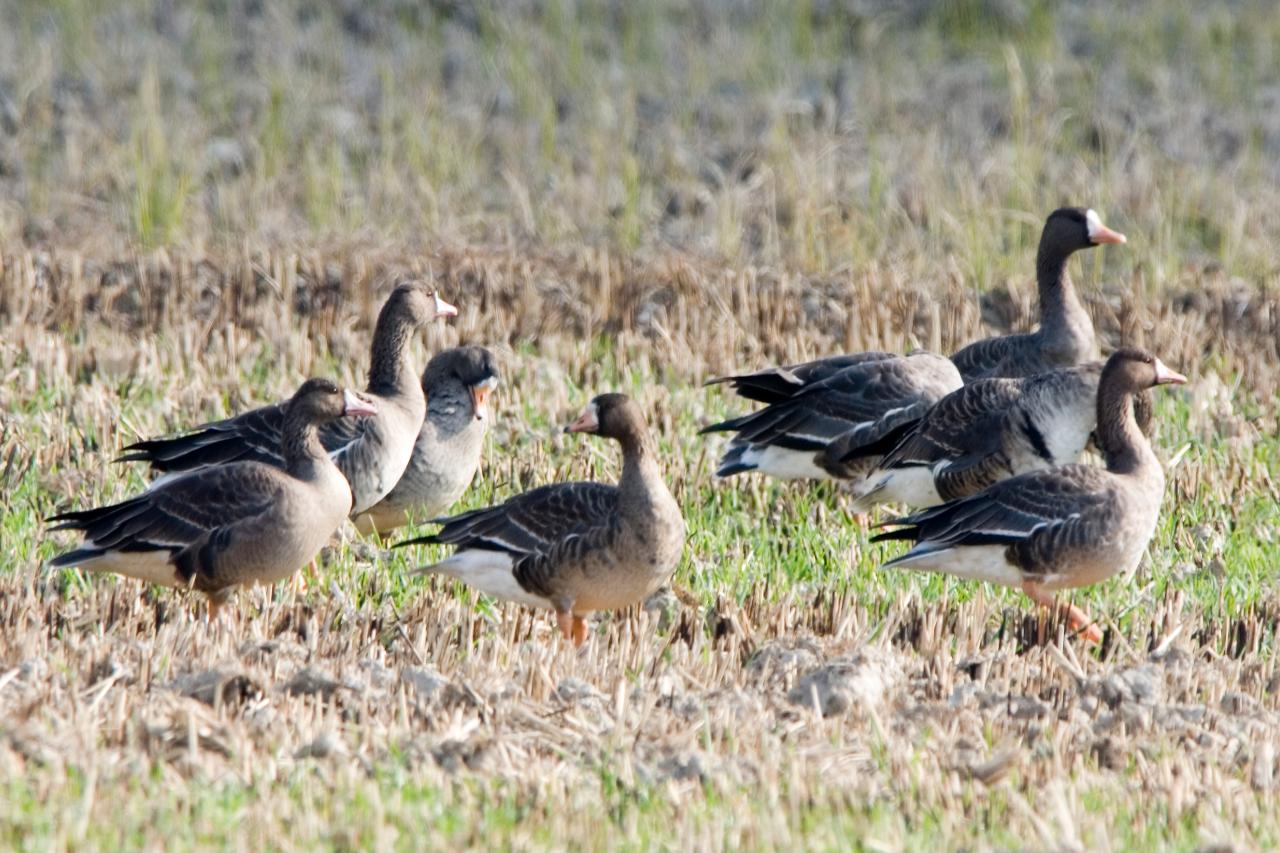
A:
[1,0,1277,285]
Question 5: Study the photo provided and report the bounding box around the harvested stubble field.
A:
[2,1,1280,850]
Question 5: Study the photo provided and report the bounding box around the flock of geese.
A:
[48,207,1188,646]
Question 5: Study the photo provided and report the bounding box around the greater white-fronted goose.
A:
[48,379,377,617]
[397,394,684,646]
[702,352,962,482]
[354,346,499,535]
[950,208,1125,382]
[872,348,1186,642]
[118,281,457,516]
[855,362,1157,509]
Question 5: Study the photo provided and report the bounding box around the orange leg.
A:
[291,559,319,593]
[556,610,574,641]
[571,615,588,646]
[207,594,229,623]
[1022,580,1102,644]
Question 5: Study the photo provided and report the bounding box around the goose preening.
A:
[871,348,1186,643]
[47,379,377,617]
[354,346,499,535]
[117,281,457,516]
[396,394,684,646]
[950,207,1125,382]
[702,352,962,482]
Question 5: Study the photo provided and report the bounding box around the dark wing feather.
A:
[706,356,952,451]
[396,482,618,557]
[873,465,1114,552]
[117,404,289,472]
[881,379,1023,469]
[512,517,623,601]
[949,333,1038,382]
[821,400,931,474]
[48,465,282,559]
[118,400,369,476]
[704,352,895,404]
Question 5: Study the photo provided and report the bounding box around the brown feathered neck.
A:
[1095,375,1155,477]
[366,300,419,396]
[281,407,334,480]
[1034,240,1094,353]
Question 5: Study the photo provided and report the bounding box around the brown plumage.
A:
[48,379,378,617]
[397,393,684,645]
[872,348,1186,643]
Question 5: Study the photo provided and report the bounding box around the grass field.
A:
[2,1,1280,849]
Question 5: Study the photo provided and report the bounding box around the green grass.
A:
[3,0,1280,849]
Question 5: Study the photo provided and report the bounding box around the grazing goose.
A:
[702,352,962,482]
[118,281,457,516]
[354,346,499,535]
[397,394,684,646]
[950,207,1125,382]
[871,348,1186,643]
[47,379,377,617]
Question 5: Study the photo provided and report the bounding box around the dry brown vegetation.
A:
[1,248,1278,848]
[4,0,1280,848]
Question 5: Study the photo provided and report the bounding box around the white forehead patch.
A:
[1085,209,1103,239]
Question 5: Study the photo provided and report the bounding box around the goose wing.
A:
[873,464,1114,555]
[48,464,284,561]
[396,481,618,558]
[704,352,895,404]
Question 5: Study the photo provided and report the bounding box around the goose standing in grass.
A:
[701,352,962,483]
[855,361,1153,509]
[950,207,1126,382]
[354,346,499,535]
[48,379,377,618]
[396,394,684,646]
[871,348,1186,643]
[118,281,457,516]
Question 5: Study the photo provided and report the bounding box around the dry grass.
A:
[1,248,1278,849]
[3,0,1280,848]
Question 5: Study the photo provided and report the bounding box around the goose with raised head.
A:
[118,281,457,516]
[950,207,1125,382]
[48,379,378,617]
[871,348,1186,642]
[397,394,684,646]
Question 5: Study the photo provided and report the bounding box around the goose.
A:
[871,348,1186,642]
[396,394,684,646]
[950,207,1126,382]
[47,379,377,617]
[855,363,1158,509]
[117,281,457,516]
[354,346,499,535]
[701,352,962,483]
